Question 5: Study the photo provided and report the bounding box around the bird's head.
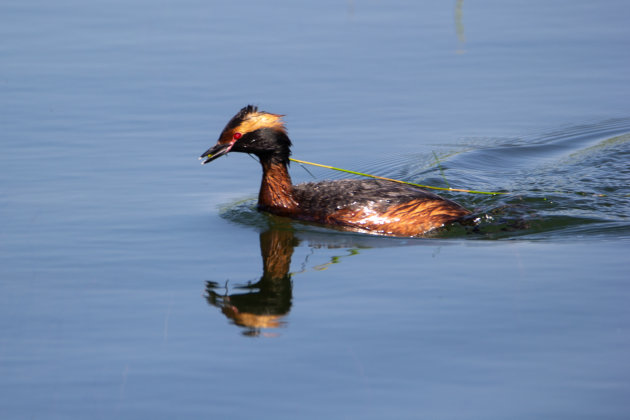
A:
[200,105,292,164]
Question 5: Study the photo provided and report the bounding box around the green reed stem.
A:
[289,158,507,195]
[432,151,451,189]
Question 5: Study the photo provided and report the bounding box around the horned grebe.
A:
[200,105,470,236]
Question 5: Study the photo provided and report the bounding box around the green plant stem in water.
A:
[289,158,507,195]
[432,151,451,189]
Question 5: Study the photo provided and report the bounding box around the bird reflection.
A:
[204,218,433,336]
[205,228,298,336]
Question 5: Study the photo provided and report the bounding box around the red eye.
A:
[233,132,242,140]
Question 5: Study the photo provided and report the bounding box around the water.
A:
[1,0,630,419]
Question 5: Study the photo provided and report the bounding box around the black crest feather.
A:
[224,105,259,131]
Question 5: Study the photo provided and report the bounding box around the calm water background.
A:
[2,0,630,419]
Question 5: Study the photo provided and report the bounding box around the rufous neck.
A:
[258,158,299,213]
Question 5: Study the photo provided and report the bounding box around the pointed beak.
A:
[199,140,235,165]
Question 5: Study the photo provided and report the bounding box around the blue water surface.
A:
[1,1,630,419]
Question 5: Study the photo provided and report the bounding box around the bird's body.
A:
[201,105,470,237]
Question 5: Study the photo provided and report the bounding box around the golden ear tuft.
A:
[238,111,286,134]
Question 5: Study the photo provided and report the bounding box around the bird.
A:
[200,105,471,237]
